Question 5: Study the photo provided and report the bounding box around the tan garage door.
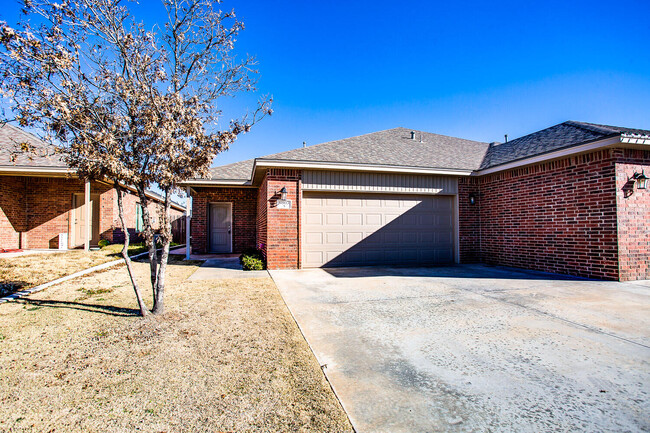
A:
[302,192,455,268]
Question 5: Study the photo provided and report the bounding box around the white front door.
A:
[72,193,100,247]
[209,203,232,253]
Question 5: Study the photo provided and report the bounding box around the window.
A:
[135,203,144,232]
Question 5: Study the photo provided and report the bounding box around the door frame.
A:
[208,201,233,253]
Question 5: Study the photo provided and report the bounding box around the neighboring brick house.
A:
[0,124,185,250]
[184,121,650,281]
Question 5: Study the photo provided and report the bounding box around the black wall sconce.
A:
[632,170,648,190]
[469,193,476,205]
[279,186,288,200]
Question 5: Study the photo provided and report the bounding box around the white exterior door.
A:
[302,192,455,268]
[209,203,232,253]
[72,193,100,247]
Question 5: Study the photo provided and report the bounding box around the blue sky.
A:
[3,0,650,167]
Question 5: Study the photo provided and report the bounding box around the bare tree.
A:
[0,0,271,315]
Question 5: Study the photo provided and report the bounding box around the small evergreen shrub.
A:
[239,249,266,270]
[98,239,110,248]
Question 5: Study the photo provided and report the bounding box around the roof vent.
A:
[504,134,508,143]
[410,131,415,140]
[303,141,306,148]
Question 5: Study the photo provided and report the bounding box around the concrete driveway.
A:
[270,265,650,433]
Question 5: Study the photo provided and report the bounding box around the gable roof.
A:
[0,123,66,168]
[208,127,490,181]
[480,121,650,170]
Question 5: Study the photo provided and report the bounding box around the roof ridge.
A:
[564,120,620,136]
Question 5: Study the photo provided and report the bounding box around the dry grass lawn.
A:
[0,260,352,432]
[0,244,149,296]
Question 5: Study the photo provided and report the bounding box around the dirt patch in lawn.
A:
[0,244,151,297]
[0,260,352,432]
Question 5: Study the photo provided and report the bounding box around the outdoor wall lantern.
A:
[469,193,476,205]
[279,187,288,200]
[632,171,648,190]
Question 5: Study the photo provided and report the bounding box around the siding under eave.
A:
[301,170,458,195]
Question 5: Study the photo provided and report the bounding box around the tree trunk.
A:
[115,183,149,317]
[152,186,172,314]
[136,186,159,296]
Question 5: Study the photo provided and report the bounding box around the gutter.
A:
[0,166,74,176]
[252,159,474,177]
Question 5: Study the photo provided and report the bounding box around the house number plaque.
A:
[277,199,292,209]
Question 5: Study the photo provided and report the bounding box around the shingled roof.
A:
[0,124,66,168]
[480,121,650,170]
[209,127,490,180]
[207,121,650,181]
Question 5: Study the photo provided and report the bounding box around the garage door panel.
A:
[305,213,322,225]
[305,232,323,244]
[326,232,344,244]
[366,214,382,225]
[347,232,363,243]
[346,198,363,206]
[302,192,455,268]
[346,213,363,225]
[326,213,343,225]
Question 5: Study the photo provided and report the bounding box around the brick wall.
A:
[0,176,179,249]
[264,169,301,269]
[190,187,257,253]
[0,176,27,249]
[460,149,620,280]
[22,178,113,249]
[614,148,650,281]
[458,177,481,263]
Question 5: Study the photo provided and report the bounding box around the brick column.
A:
[264,169,301,269]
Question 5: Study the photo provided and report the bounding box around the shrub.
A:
[241,255,265,271]
[98,239,110,248]
[239,249,265,271]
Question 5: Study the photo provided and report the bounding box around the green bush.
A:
[241,255,265,271]
[98,239,110,248]
[239,249,265,271]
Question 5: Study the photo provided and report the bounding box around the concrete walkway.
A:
[188,257,268,280]
[270,264,650,433]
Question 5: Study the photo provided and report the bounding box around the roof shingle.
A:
[209,127,490,180]
[0,124,66,168]
[480,121,650,169]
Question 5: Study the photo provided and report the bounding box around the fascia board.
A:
[0,166,74,176]
[252,159,474,177]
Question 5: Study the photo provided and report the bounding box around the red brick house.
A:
[0,124,185,250]
[185,121,650,281]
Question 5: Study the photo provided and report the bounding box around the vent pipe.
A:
[303,141,306,148]
[504,134,508,143]
[410,131,415,140]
